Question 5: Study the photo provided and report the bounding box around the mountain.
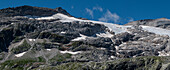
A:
[126,18,170,29]
[0,5,71,17]
[0,6,170,70]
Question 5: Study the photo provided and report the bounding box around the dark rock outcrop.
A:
[0,5,71,17]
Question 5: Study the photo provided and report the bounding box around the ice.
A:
[141,25,170,36]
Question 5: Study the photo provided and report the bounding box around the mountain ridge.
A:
[0,5,71,17]
[126,18,170,30]
[0,5,170,70]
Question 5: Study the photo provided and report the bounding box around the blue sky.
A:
[0,0,170,24]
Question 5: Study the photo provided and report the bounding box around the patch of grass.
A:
[28,56,170,70]
[35,41,58,50]
[0,53,5,60]
[49,53,72,62]
[71,41,83,47]
[69,41,92,51]
[49,33,70,44]
[39,32,70,44]
[56,62,83,70]
[107,56,163,70]
[35,62,84,70]
[72,45,90,51]
[0,57,46,70]
[0,58,36,70]
[11,40,31,54]
[37,57,46,62]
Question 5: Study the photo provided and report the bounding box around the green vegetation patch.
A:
[33,62,84,70]
[38,32,70,44]
[0,57,46,70]
[71,41,83,47]
[11,40,31,54]
[35,56,168,70]
[0,58,36,70]
[49,53,72,63]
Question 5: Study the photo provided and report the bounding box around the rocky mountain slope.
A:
[126,18,170,29]
[0,6,170,70]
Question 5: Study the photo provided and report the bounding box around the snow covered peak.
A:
[35,13,170,37]
[36,13,131,34]
[36,13,82,22]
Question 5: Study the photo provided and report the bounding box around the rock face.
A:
[126,18,170,29]
[0,5,71,17]
[0,6,170,70]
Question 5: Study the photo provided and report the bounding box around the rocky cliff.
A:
[0,6,170,70]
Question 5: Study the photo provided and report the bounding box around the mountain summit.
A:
[0,5,71,17]
[0,6,170,70]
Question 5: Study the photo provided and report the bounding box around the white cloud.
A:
[86,8,94,19]
[85,7,133,24]
[93,6,103,12]
[99,10,120,23]
[85,6,103,19]
[128,18,134,22]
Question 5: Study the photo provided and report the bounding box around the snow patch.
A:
[29,39,36,41]
[25,15,39,19]
[115,46,119,50]
[97,48,106,50]
[46,49,52,51]
[158,51,170,56]
[15,52,26,57]
[141,25,170,37]
[96,32,114,38]
[36,16,54,20]
[116,52,120,55]
[36,13,82,22]
[72,34,87,41]
[110,56,115,58]
[61,31,66,34]
[60,50,82,55]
